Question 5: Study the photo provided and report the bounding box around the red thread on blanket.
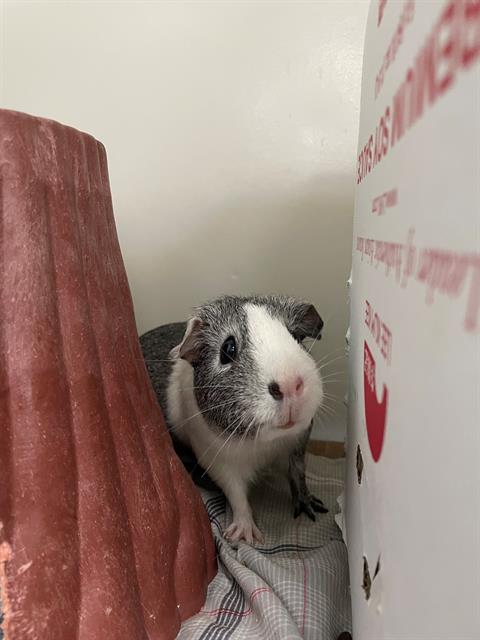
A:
[201,587,271,617]
[295,516,308,637]
[302,558,308,636]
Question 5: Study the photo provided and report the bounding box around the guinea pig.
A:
[167,294,328,544]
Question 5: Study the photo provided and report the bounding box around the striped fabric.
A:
[178,455,351,640]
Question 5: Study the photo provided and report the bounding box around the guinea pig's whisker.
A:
[322,395,342,405]
[319,401,336,414]
[317,406,336,419]
[318,364,346,375]
[316,344,346,354]
[305,369,344,384]
[240,416,256,446]
[189,421,241,477]
[316,354,347,370]
[321,393,340,405]
[325,400,341,415]
[201,414,248,478]
[169,399,237,433]
[322,390,342,398]
[178,385,237,391]
[313,358,344,373]
[305,327,325,355]
[187,434,227,477]
[302,368,343,388]
[322,393,343,404]
[316,399,337,414]
[320,381,343,388]
[308,346,345,363]
[254,416,264,452]
[315,349,346,363]
[322,404,337,416]
[321,370,344,378]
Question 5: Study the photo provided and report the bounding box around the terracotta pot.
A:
[0,110,216,640]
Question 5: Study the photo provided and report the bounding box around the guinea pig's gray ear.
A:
[169,317,203,364]
[295,303,324,340]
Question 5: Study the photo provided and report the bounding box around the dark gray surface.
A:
[140,321,186,412]
[139,322,218,490]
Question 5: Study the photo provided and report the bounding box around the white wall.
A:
[1,0,368,439]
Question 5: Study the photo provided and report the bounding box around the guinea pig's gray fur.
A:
[141,294,328,544]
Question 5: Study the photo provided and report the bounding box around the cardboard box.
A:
[346,2,480,638]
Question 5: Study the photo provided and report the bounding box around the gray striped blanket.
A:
[178,455,351,640]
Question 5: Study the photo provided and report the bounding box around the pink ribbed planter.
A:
[0,110,216,640]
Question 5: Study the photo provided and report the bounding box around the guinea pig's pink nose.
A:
[268,377,304,400]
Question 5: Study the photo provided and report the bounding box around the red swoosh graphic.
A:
[364,340,388,462]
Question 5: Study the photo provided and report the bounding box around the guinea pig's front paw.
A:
[224,517,264,546]
[293,494,328,521]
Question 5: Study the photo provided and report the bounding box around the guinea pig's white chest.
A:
[184,409,280,484]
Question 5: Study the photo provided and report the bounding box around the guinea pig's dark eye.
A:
[220,336,237,364]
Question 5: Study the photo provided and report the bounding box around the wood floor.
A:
[307,440,345,458]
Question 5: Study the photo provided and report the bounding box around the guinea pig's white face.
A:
[172,295,325,442]
[244,303,323,442]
